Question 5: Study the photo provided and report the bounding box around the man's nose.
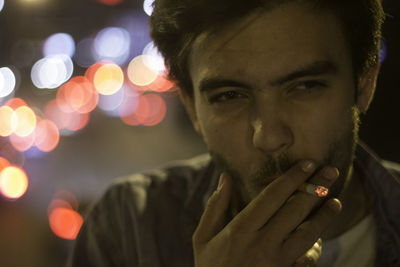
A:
[250,106,293,154]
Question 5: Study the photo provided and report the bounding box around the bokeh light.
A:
[31,55,74,89]
[56,76,99,113]
[48,207,83,240]
[143,0,154,16]
[98,83,126,115]
[43,33,75,58]
[0,157,10,172]
[0,166,28,199]
[5,98,27,110]
[127,55,158,87]
[96,0,124,6]
[44,99,91,134]
[146,74,175,93]
[13,105,37,137]
[121,93,166,126]
[9,130,36,152]
[0,67,17,98]
[34,119,60,152]
[48,199,73,215]
[93,27,130,65]
[142,42,166,73]
[0,105,16,137]
[93,63,124,95]
[118,86,140,118]
[52,190,79,211]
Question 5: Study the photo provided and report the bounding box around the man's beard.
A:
[210,106,361,212]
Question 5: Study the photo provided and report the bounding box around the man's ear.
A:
[356,62,381,114]
[179,89,202,135]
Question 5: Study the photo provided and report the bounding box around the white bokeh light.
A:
[93,27,130,65]
[98,83,126,116]
[0,0,4,13]
[43,33,75,58]
[142,41,166,73]
[0,67,16,98]
[31,55,74,89]
[143,0,154,16]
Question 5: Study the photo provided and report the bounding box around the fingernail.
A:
[329,198,342,212]
[301,160,315,172]
[324,167,338,180]
[217,173,225,191]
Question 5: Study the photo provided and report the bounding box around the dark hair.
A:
[150,0,385,97]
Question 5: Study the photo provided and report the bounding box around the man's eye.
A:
[291,81,325,92]
[208,91,246,103]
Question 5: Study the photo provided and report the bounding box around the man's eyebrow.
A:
[198,60,339,93]
[270,60,339,87]
[198,78,251,93]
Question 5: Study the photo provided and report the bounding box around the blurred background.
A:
[0,0,398,266]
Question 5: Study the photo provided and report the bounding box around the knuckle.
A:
[296,221,320,241]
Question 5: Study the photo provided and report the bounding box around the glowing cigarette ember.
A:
[298,183,328,197]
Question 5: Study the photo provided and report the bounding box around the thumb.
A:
[192,172,232,244]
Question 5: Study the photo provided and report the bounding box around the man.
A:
[69,0,400,266]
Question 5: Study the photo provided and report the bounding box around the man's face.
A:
[185,2,365,204]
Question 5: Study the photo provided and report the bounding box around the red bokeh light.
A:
[121,93,167,126]
[96,0,124,6]
[44,99,91,133]
[48,208,83,240]
[56,76,98,114]
[9,131,35,152]
[34,119,60,152]
[0,157,10,172]
[5,98,27,110]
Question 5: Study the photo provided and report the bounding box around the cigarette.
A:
[298,183,328,197]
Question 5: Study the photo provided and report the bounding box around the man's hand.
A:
[192,160,342,267]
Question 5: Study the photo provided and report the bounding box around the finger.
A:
[229,160,316,231]
[293,238,322,267]
[262,166,339,239]
[282,198,341,260]
[192,172,232,245]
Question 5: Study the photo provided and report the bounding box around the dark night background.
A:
[0,0,398,266]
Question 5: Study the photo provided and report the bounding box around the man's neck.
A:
[321,165,371,240]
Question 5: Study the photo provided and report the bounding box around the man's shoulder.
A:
[381,159,400,180]
[100,153,213,211]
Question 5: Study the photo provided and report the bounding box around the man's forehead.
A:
[188,2,346,86]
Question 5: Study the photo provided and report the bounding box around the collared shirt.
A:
[68,141,400,267]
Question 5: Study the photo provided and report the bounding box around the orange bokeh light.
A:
[48,207,83,240]
[0,105,16,137]
[34,119,60,152]
[44,99,91,132]
[5,98,27,110]
[56,76,99,114]
[85,61,105,83]
[48,199,73,216]
[141,94,167,126]
[148,75,175,92]
[121,93,167,126]
[52,190,79,211]
[93,63,124,95]
[0,166,28,199]
[9,131,35,152]
[0,157,10,172]
[13,106,37,137]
